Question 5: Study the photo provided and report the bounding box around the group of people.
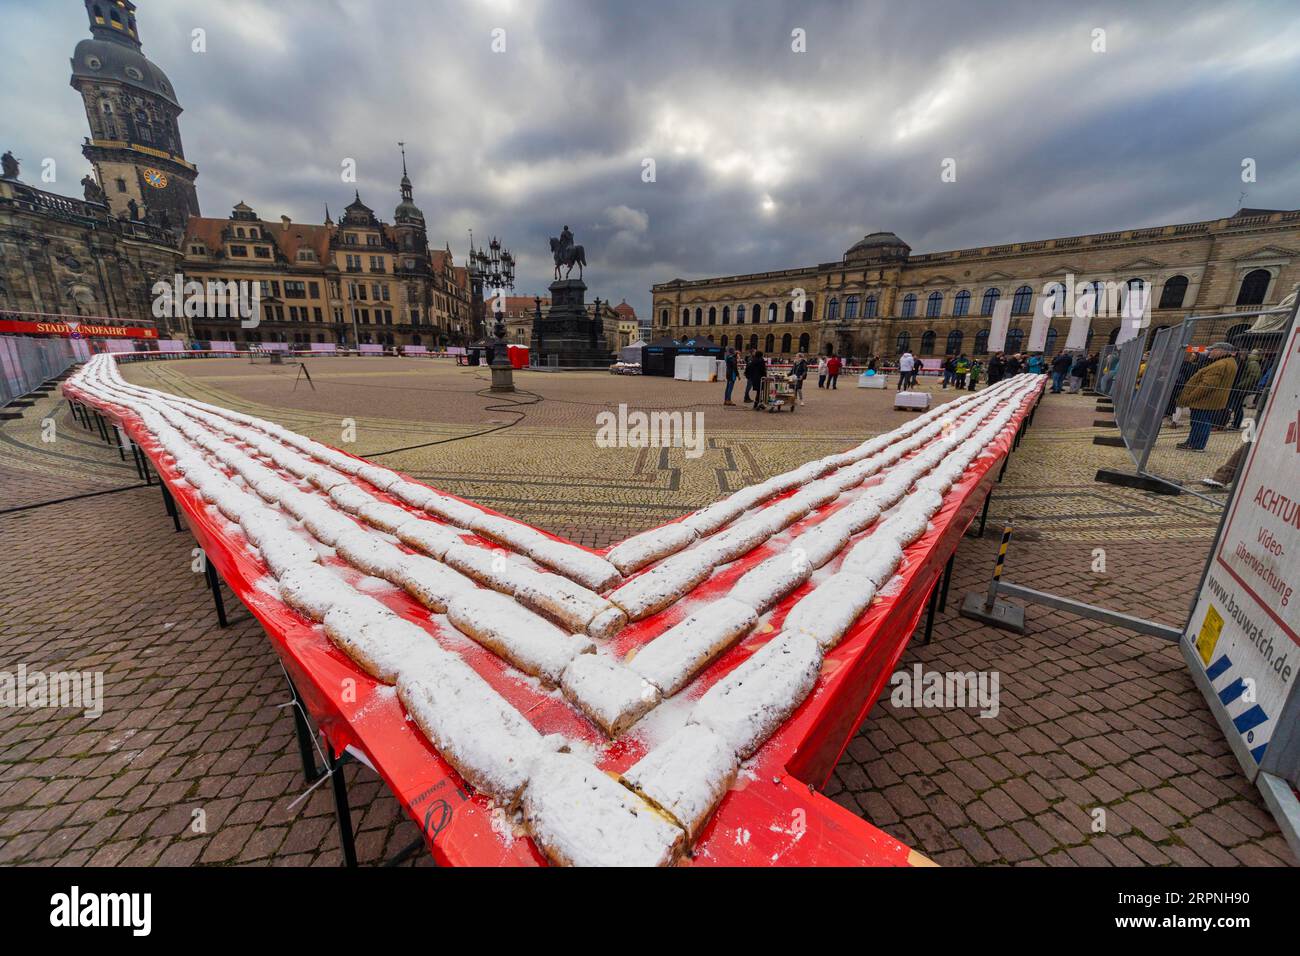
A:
[721,347,859,409]
[1048,351,1100,394]
[938,354,984,391]
[1166,342,1272,453]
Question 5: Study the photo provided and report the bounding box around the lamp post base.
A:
[490,362,515,392]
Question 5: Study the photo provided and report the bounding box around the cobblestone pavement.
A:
[0,362,1290,866]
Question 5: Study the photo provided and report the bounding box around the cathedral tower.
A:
[70,0,199,230]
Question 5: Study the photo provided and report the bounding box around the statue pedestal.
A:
[529,279,613,369]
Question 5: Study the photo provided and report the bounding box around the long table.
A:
[64,361,1042,866]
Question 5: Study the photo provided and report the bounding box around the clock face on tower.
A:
[142,168,168,189]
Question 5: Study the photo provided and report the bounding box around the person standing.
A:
[967,359,982,391]
[987,352,1004,385]
[723,347,739,406]
[791,352,808,405]
[816,354,828,388]
[1175,342,1238,451]
[746,350,767,410]
[1068,352,1088,393]
[1050,351,1071,393]
[898,350,916,390]
[941,356,955,389]
[742,349,756,404]
[954,354,970,389]
[826,353,842,389]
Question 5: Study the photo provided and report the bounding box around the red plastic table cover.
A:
[64,366,1042,866]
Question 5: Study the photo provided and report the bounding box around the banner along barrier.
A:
[64,359,1042,865]
[1181,307,1300,857]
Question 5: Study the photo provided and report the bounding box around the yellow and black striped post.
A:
[984,524,1013,609]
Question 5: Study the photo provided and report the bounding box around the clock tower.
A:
[69,0,199,233]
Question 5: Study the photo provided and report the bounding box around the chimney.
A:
[280,215,291,231]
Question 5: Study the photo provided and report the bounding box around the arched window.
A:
[722,306,730,325]
[720,334,728,349]
[974,328,989,355]
[737,304,746,324]
[1236,269,1271,306]
[1006,328,1024,352]
[681,308,688,326]
[804,299,815,320]
[953,289,970,317]
[767,303,778,323]
[827,297,839,321]
[1159,275,1189,309]
[784,301,795,322]
[926,292,943,318]
[896,331,911,353]
[798,332,810,352]
[946,330,964,355]
[765,333,775,352]
[694,307,703,326]
[748,334,759,350]
[781,333,792,353]
[901,293,917,318]
[981,288,1001,316]
[1124,278,1148,317]
[864,295,878,318]
[660,308,668,327]
[921,330,937,354]
[708,306,716,325]
[1042,282,1066,317]
[845,295,860,319]
[1011,285,1034,315]
[1044,327,1058,355]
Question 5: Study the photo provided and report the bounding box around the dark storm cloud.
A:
[4,0,1298,318]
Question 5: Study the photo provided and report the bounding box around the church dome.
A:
[845,231,910,262]
[394,176,424,223]
[71,28,179,108]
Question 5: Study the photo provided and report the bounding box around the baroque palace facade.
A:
[652,209,1300,360]
[1,0,472,347]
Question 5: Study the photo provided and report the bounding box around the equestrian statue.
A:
[550,224,586,280]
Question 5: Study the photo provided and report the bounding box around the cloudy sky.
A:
[5,0,1300,319]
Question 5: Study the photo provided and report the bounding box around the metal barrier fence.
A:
[1109,299,1297,500]
[0,335,89,406]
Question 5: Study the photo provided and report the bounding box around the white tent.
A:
[620,340,647,364]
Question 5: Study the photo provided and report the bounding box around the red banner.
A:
[0,317,158,339]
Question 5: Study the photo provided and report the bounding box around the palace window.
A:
[1006,328,1024,351]
[798,332,810,352]
[767,303,778,323]
[722,306,730,325]
[980,287,1001,316]
[896,331,911,353]
[1124,278,1148,315]
[974,328,989,355]
[921,330,936,354]
[765,333,775,351]
[737,304,746,324]
[784,301,795,322]
[254,247,271,259]
[901,293,917,318]
[708,306,716,325]
[946,329,964,355]
[1011,285,1033,315]
[864,295,878,318]
[1237,269,1271,306]
[953,289,970,317]
[826,297,839,321]
[285,281,306,299]
[926,291,943,318]
[845,295,859,319]
[229,245,248,257]
[1159,275,1189,309]
[695,307,703,326]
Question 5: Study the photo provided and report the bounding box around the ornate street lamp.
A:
[467,233,516,391]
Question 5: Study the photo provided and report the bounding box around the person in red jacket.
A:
[826,354,842,389]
